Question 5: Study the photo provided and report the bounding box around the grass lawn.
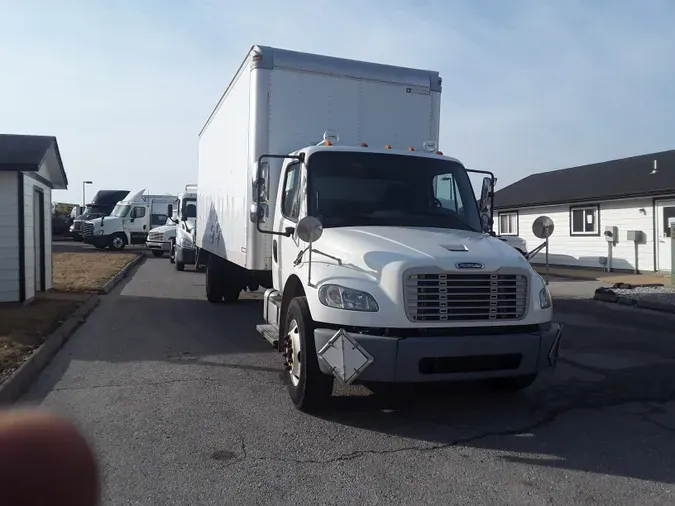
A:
[1,251,140,384]
[53,252,138,292]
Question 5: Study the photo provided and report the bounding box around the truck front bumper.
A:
[146,241,171,252]
[313,322,563,383]
[175,245,196,265]
[83,236,108,248]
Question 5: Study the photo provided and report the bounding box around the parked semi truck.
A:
[70,190,130,240]
[83,189,176,250]
[196,45,563,412]
[170,184,200,271]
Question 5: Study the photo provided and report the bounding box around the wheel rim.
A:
[112,237,123,248]
[286,319,302,386]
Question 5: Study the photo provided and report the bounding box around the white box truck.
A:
[83,189,176,250]
[196,45,563,412]
[170,184,200,271]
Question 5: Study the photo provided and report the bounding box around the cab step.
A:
[256,324,279,349]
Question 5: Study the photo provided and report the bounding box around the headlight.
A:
[539,283,552,309]
[178,237,193,248]
[318,284,379,312]
[95,230,104,236]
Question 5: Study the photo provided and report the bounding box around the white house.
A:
[493,149,675,273]
[0,134,68,303]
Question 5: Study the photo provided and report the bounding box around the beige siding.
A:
[0,172,19,302]
[500,197,656,272]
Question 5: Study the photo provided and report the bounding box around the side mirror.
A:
[480,213,492,233]
[254,161,271,202]
[296,216,323,243]
[249,202,269,223]
[478,177,493,212]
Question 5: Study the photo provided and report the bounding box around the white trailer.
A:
[197,45,562,412]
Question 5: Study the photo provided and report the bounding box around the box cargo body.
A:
[196,45,443,271]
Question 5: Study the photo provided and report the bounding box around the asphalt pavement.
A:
[20,256,675,505]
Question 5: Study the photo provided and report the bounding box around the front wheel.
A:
[169,240,175,264]
[284,297,334,412]
[151,250,164,258]
[108,233,126,251]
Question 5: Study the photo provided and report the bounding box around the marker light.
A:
[422,140,437,152]
[360,142,368,147]
[384,144,392,149]
[436,151,444,155]
[407,146,415,151]
[323,130,339,145]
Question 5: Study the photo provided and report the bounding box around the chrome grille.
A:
[148,232,165,242]
[82,222,94,238]
[405,271,529,322]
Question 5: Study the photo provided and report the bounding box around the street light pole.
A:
[82,181,93,208]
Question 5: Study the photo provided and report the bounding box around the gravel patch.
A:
[613,286,675,305]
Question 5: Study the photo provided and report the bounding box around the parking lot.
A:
[20,254,675,505]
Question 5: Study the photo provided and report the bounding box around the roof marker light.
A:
[422,140,437,152]
[323,130,339,144]
[436,151,444,155]
[384,144,392,149]
[361,142,368,147]
[408,146,415,151]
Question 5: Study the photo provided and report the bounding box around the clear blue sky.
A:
[1,0,674,204]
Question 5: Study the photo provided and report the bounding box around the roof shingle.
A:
[0,134,58,171]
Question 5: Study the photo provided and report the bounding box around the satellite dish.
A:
[532,216,555,239]
[296,216,324,243]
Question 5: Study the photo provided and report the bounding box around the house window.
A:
[498,212,518,235]
[570,205,599,235]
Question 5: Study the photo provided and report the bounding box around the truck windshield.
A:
[306,151,481,232]
[111,204,131,217]
[182,198,197,219]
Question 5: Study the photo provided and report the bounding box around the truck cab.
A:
[69,190,129,241]
[170,185,199,271]
[246,134,562,411]
[83,189,176,250]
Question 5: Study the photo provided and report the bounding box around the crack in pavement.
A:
[238,396,675,465]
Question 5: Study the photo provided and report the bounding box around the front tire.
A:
[284,297,333,412]
[151,250,164,258]
[169,240,175,264]
[108,233,126,251]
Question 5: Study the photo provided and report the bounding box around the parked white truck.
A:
[196,45,563,412]
[146,217,177,258]
[83,189,176,250]
[170,184,200,271]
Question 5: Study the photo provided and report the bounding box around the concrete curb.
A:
[98,253,145,295]
[0,295,101,404]
[593,287,675,315]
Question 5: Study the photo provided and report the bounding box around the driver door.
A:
[273,160,304,290]
[127,206,148,244]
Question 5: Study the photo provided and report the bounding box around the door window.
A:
[662,206,675,237]
[281,163,302,221]
[131,207,146,219]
